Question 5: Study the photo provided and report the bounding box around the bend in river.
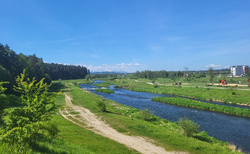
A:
[80,81,250,153]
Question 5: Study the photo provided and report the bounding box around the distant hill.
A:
[91,71,127,74]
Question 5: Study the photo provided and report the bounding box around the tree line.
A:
[134,69,230,80]
[0,43,89,93]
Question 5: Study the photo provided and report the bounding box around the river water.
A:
[80,81,250,153]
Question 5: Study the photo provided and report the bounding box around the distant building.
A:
[230,65,249,77]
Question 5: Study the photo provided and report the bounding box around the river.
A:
[80,81,250,153]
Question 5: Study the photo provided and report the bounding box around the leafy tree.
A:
[85,74,92,81]
[0,82,8,120]
[0,70,60,151]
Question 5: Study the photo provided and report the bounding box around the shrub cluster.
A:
[97,101,106,112]
[152,97,250,117]
[95,89,114,94]
[178,117,199,137]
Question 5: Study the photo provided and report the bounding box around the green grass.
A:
[105,79,250,106]
[1,79,240,153]
[95,88,115,94]
[152,97,250,117]
[50,114,137,154]
[57,80,241,154]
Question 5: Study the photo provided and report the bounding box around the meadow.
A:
[104,78,250,106]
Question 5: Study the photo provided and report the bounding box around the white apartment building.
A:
[230,65,249,77]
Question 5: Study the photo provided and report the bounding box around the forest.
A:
[0,43,89,93]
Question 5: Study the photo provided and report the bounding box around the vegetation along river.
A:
[80,81,250,153]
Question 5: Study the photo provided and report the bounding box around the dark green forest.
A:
[0,43,89,93]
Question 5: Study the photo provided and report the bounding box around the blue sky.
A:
[0,0,250,72]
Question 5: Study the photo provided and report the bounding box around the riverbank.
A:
[152,97,250,118]
[50,79,242,154]
[104,79,250,106]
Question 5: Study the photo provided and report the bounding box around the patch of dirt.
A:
[59,94,187,154]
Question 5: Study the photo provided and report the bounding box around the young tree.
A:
[208,67,215,85]
[0,70,60,151]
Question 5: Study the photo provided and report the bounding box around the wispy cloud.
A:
[52,35,95,43]
[205,64,229,69]
[79,63,147,73]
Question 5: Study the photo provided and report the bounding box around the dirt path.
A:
[59,94,186,154]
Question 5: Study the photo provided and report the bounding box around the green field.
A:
[103,78,250,106]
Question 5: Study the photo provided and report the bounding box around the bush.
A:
[178,117,199,137]
[0,70,60,151]
[139,109,153,121]
[154,84,159,88]
[97,101,106,112]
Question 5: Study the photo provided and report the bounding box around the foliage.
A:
[0,43,89,93]
[85,74,92,81]
[178,117,200,137]
[97,100,107,112]
[0,82,8,121]
[208,67,215,83]
[195,131,224,144]
[95,88,115,94]
[44,63,89,80]
[0,70,60,151]
[152,97,250,117]
[138,109,154,121]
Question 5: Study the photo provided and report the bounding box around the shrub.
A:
[178,117,199,137]
[97,101,106,112]
[138,109,153,121]
[0,70,60,151]
[154,84,159,88]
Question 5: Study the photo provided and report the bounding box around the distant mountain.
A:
[90,71,127,74]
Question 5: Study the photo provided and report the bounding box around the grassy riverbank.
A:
[152,97,250,117]
[104,79,250,106]
[48,79,241,154]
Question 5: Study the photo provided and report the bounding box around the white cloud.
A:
[79,63,147,73]
[206,64,221,68]
[205,64,229,69]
